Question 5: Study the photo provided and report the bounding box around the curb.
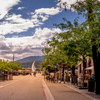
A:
[42,79,55,100]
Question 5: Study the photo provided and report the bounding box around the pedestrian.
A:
[61,72,64,81]
[34,72,36,77]
[33,72,35,76]
[90,74,92,80]
[92,74,95,80]
[65,72,67,81]
[57,72,59,80]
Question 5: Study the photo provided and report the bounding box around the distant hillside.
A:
[16,56,43,63]
[21,59,43,68]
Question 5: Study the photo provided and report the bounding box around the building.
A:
[76,57,94,87]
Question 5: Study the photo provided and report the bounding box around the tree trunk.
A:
[87,1,100,94]
[72,66,75,84]
[94,43,100,94]
[82,55,85,87]
[62,67,64,81]
[72,66,75,76]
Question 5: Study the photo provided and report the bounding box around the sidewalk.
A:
[42,74,100,100]
[61,82,100,100]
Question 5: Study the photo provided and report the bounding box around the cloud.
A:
[0,1,64,60]
[35,7,62,15]
[38,14,49,21]
[33,27,62,40]
[30,7,62,22]
[0,28,62,60]
[17,7,25,10]
[57,0,83,11]
[0,14,43,35]
[4,27,62,47]
[0,0,21,20]
[0,6,63,35]
[57,0,100,11]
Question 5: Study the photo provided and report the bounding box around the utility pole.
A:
[13,54,14,62]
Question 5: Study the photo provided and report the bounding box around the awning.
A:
[14,70,19,72]
[85,66,94,70]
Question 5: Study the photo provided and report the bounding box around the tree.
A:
[0,60,22,71]
[58,0,100,93]
[54,16,93,86]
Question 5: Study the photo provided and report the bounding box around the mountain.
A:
[21,59,43,68]
[16,56,43,63]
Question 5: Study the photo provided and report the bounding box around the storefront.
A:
[84,66,94,86]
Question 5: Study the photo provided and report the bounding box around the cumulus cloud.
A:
[57,0,100,11]
[17,7,25,10]
[4,27,62,47]
[0,6,62,35]
[30,7,62,22]
[33,27,62,40]
[35,7,62,15]
[0,0,21,20]
[0,14,43,35]
[57,0,85,11]
[0,28,62,60]
[0,1,63,60]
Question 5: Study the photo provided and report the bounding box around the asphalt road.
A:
[0,74,92,100]
[0,74,46,100]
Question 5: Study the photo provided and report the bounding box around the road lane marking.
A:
[42,80,55,100]
[41,85,43,88]
[43,90,46,97]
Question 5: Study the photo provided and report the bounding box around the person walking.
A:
[65,72,67,82]
[57,72,59,82]
[92,74,95,80]
[34,72,36,77]
[61,72,64,81]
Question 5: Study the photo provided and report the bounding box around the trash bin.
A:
[88,80,95,92]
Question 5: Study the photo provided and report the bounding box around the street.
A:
[0,74,46,100]
[0,74,92,100]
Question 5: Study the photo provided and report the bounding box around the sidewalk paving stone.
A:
[61,82,100,100]
[45,80,92,100]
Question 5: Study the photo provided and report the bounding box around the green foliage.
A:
[0,60,22,71]
[41,0,100,71]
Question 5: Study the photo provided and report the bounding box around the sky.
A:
[0,0,86,61]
